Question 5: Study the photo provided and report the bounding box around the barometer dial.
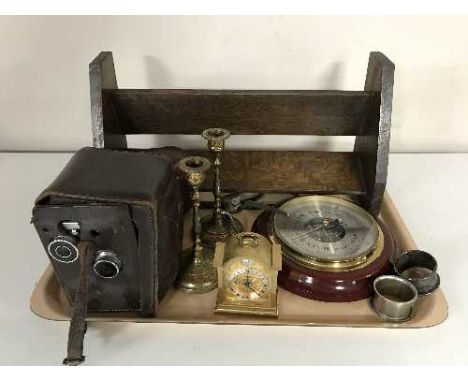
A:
[273,196,379,263]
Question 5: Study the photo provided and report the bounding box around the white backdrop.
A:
[1,16,467,152]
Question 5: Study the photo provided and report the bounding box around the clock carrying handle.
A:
[63,241,92,366]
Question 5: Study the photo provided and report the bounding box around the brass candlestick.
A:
[201,128,243,248]
[176,156,217,294]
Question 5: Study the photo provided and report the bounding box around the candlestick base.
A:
[176,249,217,294]
[201,213,243,248]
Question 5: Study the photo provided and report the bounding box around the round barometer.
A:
[252,195,395,302]
[273,196,380,270]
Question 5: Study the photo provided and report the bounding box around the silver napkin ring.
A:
[371,275,418,322]
[394,250,440,296]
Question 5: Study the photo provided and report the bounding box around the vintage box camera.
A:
[32,147,187,317]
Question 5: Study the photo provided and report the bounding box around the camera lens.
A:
[47,236,79,263]
[93,251,122,279]
[95,262,117,278]
[56,245,72,258]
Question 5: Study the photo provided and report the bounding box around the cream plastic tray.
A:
[30,193,448,328]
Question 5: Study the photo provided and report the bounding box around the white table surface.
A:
[0,152,466,365]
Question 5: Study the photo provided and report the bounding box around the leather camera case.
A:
[32,147,187,317]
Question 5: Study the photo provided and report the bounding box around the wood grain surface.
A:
[192,150,365,194]
[105,89,374,136]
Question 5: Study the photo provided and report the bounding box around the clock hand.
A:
[246,283,260,297]
[244,269,260,297]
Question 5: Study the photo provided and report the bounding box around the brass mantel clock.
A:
[214,232,282,317]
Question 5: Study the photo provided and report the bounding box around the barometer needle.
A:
[291,219,343,241]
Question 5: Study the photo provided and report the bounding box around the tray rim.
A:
[29,192,449,328]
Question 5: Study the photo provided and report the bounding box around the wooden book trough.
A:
[90,51,395,216]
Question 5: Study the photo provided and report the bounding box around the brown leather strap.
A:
[63,241,91,366]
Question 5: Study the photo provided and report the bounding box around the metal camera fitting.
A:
[93,250,122,279]
[47,236,79,263]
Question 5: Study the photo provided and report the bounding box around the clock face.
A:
[223,258,270,302]
[273,196,379,263]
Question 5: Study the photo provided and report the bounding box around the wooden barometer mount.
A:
[89,50,395,302]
